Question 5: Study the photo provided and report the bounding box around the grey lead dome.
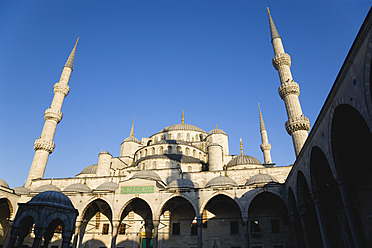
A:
[29,191,74,209]
[34,184,61,193]
[245,173,279,186]
[161,123,206,133]
[168,178,195,188]
[0,178,9,189]
[131,170,162,182]
[63,183,92,193]
[95,182,119,191]
[205,176,238,188]
[226,154,262,168]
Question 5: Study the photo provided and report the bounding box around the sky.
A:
[0,1,371,188]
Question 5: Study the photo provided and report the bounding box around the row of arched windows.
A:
[151,132,205,143]
[136,146,204,161]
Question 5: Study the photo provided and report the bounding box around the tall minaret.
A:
[26,39,79,187]
[267,8,310,156]
[258,104,272,164]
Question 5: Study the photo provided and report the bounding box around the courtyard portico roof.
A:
[95,181,119,191]
[245,173,279,186]
[131,170,162,182]
[205,176,238,188]
[0,178,9,189]
[34,184,61,193]
[168,178,195,188]
[63,183,92,193]
[14,186,32,195]
[29,191,74,209]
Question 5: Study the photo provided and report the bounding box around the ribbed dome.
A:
[0,178,9,188]
[14,186,32,195]
[162,123,206,133]
[245,174,279,186]
[123,136,140,143]
[78,164,97,175]
[29,191,74,209]
[208,128,226,135]
[63,183,91,193]
[34,184,61,193]
[205,176,238,188]
[168,179,195,189]
[95,182,119,191]
[131,170,162,181]
[227,154,262,168]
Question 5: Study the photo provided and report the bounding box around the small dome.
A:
[162,123,206,133]
[0,178,9,189]
[95,182,119,191]
[78,164,97,175]
[208,143,222,147]
[34,184,61,193]
[14,186,32,195]
[29,191,74,209]
[168,179,195,189]
[123,136,140,143]
[208,128,226,135]
[245,174,279,186]
[63,183,91,193]
[227,154,262,168]
[131,170,162,182]
[205,176,238,188]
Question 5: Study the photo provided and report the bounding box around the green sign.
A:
[121,186,154,194]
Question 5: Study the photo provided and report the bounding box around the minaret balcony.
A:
[53,82,70,96]
[278,82,300,99]
[34,138,55,153]
[44,108,63,123]
[260,143,272,152]
[272,52,291,70]
[285,116,310,135]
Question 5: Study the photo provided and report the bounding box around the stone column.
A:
[4,223,15,248]
[197,215,202,248]
[110,221,119,248]
[32,228,43,248]
[242,217,250,248]
[298,206,311,248]
[71,222,81,248]
[311,190,331,248]
[338,178,366,247]
[288,214,298,248]
[6,233,17,248]
[61,237,70,248]
[152,220,159,248]
[77,222,87,248]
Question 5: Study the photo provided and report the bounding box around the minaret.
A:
[26,39,79,187]
[129,117,135,138]
[267,8,310,156]
[258,104,272,164]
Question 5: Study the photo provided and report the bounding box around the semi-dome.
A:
[29,191,74,209]
[168,178,195,189]
[95,182,119,191]
[14,186,32,195]
[78,164,97,175]
[205,176,238,188]
[208,128,226,135]
[63,183,92,193]
[123,136,140,143]
[0,178,9,188]
[34,184,61,193]
[162,123,206,133]
[227,154,262,168]
[131,170,162,182]
[245,174,279,186]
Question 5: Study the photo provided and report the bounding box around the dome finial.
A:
[216,124,218,129]
[181,111,185,124]
[130,117,135,137]
[240,138,244,155]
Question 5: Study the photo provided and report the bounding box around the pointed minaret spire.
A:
[258,104,272,164]
[181,110,185,124]
[130,117,135,137]
[240,138,244,155]
[64,37,79,69]
[267,9,310,157]
[267,7,280,42]
[26,40,78,187]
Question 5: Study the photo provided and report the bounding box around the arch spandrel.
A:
[81,197,114,225]
[155,194,198,220]
[199,191,244,217]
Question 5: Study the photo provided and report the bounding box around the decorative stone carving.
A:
[260,143,272,151]
[285,116,311,135]
[34,138,55,153]
[278,82,300,99]
[44,108,63,123]
[272,52,291,70]
[53,82,70,96]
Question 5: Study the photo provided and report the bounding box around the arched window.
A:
[177,146,182,154]
[154,136,157,143]
[152,147,155,155]
[160,146,164,154]
[139,151,142,158]
[152,161,157,169]
[195,134,198,141]
[177,133,181,140]
[188,166,192,172]
[168,146,173,154]
[144,149,148,157]
[186,133,190,141]
[168,133,172,140]
[186,147,190,156]
[193,150,196,157]
[199,152,203,160]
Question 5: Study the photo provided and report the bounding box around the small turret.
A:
[96,151,112,176]
[208,143,223,171]
[120,118,141,164]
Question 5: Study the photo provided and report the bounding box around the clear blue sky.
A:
[0,1,370,188]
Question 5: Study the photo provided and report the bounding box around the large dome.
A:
[0,178,9,189]
[245,174,279,186]
[162,123,206,133]
[29,191,74,209]
[131,170,162,182]
[226,154,262,168]
[205,176,238,188]
[34,184,61,193]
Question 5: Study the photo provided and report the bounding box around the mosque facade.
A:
[1,7,372,248]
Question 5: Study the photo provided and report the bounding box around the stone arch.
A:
[10,215,35,247]
[0,198,13,243]
[156,194,198,220]
[244,187,286,214]
[364,31,372,115]
[248,191,290,246]
[310,146,352,247]
[331,103,372,245]
[296,171,323,247]
[200,192,243,216]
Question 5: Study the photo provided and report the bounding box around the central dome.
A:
[162,123,206,133]
[227,154,262,168]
